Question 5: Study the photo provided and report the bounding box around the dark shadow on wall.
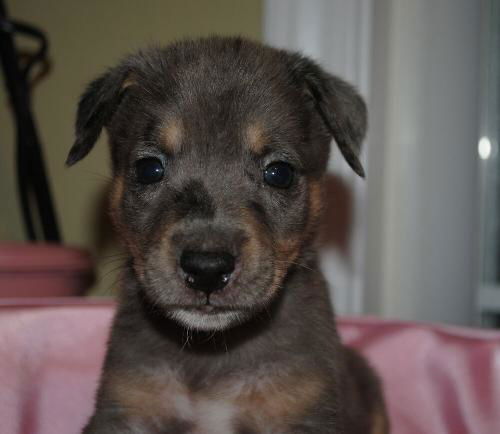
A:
[318,173,354,260]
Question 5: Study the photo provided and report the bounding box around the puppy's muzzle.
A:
[180,250,236,295]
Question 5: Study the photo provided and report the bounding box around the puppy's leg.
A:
[83,413,192,434]
[82,413,139,434]
[342,346,390,434]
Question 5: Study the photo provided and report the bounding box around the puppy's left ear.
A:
[66,66,131,166]
[287,54,367,178]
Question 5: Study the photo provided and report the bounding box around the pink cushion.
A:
[0,299,499,434]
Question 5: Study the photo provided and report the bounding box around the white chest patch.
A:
[169,392,237,434]
[151,372,291,433]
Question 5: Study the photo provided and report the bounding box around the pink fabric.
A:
[0,300,499,434]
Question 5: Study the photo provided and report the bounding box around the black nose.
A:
[180,251,235,295]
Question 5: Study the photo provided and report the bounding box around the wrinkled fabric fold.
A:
[0,301,499,434]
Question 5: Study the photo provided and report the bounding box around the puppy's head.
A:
[68,37,366,331]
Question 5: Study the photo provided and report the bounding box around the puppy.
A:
[68,37,389,434]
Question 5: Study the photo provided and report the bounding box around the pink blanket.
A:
[0,300,499,434]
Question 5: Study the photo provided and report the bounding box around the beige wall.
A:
[0,0,262,294]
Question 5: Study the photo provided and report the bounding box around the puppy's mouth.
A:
[140,252,277,331]
[141,231,277,331]
[169,306,246,331]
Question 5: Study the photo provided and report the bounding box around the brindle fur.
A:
[68,37,389,433]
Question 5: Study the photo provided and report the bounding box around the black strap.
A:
[0,0,61,242]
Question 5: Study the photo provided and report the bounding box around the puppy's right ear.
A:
[66,67,131,166]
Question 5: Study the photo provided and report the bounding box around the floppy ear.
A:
[66,67,130,166]
[287,54,367,178]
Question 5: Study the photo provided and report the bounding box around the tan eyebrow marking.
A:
[162,118,183,153]
[246,121,266,154]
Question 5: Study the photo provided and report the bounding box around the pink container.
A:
[0,243,95,297]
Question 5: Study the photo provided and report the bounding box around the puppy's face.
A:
[68,38,366,331]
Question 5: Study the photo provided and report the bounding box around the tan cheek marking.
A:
[154,220,179,274]
[246,122,266,154]
[271,237,301,288]
[240,209,270,271]
[239,181,324,295]
[239,207,290,298]
[235,374,324,426]
[162,118,183,153]
[269,180,324,291]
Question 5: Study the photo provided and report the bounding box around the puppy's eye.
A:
[263,162,294,189]
[135,157,164,184]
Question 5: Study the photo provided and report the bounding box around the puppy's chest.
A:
[109,368,324,433]
[154,389,242,434]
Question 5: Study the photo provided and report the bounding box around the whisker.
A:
[82,170,113,182]
[274,259,315,272]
